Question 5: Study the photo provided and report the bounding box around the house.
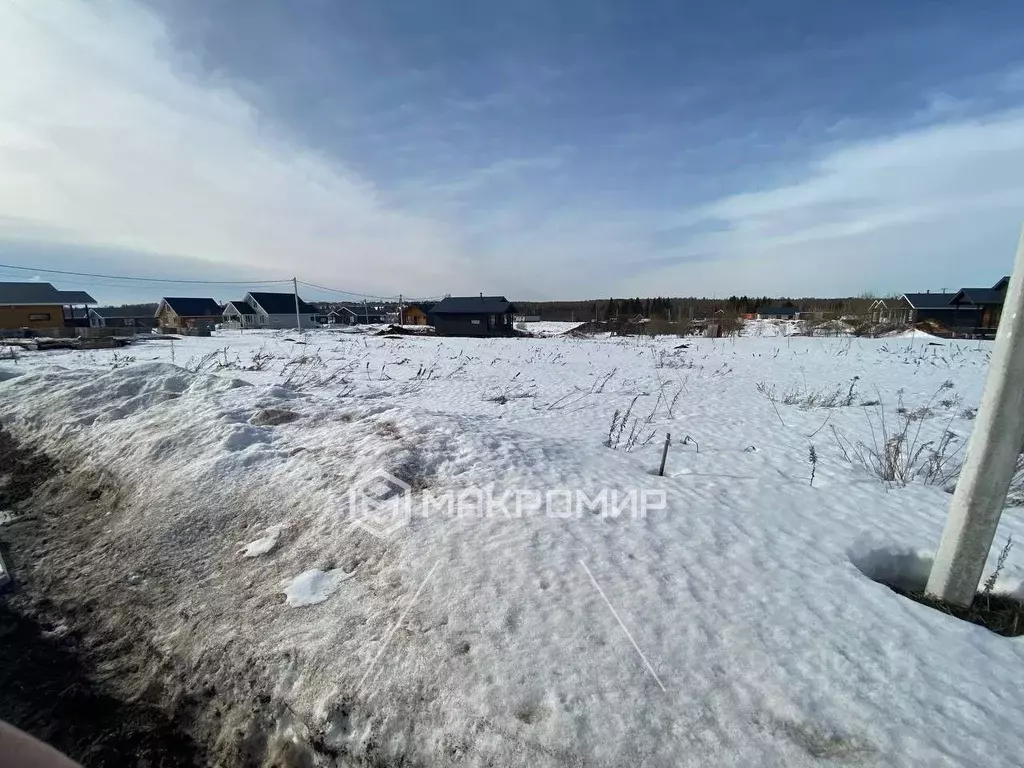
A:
[329,305,385,325]
[222,292,319,329]
[0,282,96,331]
[401,303,435,326]
[156,297,223,331]
[428,295,517,337]
[896,277,1009,336]
[89,305,159,329]
[950,278,1009,336]
[756,306,798,320]
[895,293,960,327]
[403,303,436,325]
[513,314,541,323]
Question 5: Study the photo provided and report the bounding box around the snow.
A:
[241,524,287,557]
[0,327,1021,766]
[283,568,356,607]
[521,320,585,336]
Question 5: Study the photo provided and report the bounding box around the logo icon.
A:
[348,469,412,539]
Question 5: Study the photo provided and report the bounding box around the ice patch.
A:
[283,568,356,607]
[241,524,286,558]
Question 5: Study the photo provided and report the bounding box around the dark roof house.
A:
[898,277,1009,336]
[429,295,517,337]
[0,282,96,306]
[900,292,959,309]
[246,292,318,316]
[0,282,96,330]
[158,297,222,317]
[757,306,798,318]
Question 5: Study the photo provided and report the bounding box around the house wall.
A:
[157,305,180,329]
[264,313,318,329]
[403,307,429,325]
[0,304,66,330]
[433,312,516,337]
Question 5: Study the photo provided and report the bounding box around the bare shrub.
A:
[757,377,860,411]
[831,383,966,488]
[607,395,657,452]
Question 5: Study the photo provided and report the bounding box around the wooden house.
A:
[156,297,223,331]
[401,303,435,326]
[0,282,96,331]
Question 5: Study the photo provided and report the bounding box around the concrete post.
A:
[926,226,1024,606]
[293,277,302,332]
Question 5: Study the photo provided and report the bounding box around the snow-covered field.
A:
[1,327,1021,766]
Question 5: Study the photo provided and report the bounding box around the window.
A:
[28,313,50,321]
[470,318,481,325]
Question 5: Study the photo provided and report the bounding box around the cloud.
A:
[0,0,470,297]
[621,110,1024,297]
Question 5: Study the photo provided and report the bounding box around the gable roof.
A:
[159,297,222,317]
[951,288,1006,306]
[246,291,317,315]
[431,296,515,314]
[407,301,436,313]
[992,275,1011,291]
[759,306,798,315]
[900,292,958,309]
[0,282,96,305]
[225,300,258,316]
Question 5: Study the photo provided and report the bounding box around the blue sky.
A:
[1,1,1023,303]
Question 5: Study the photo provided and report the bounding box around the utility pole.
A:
[363,299,368,324]
[293,277,302,332]
[926,226,1024,606]
[399,293,403,325]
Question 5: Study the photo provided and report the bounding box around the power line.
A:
[297,280,400,301]
[0,261,436,303]
[0,262,291,285]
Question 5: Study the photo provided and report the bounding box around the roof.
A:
[91,305,158,318]
[225,300,258,316]
[246,291,318,315]
[951,288,1006,306]
[900,292,959,309]
[408,302,436,313]
[759,306,798,315]
[160,297,222,317]
[992,276,1011,291]
[0,282,96,305]
[56,290,97,304]
[431,296,515,314]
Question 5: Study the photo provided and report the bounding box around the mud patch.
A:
[0,601,204,767]
[0,421,53,509]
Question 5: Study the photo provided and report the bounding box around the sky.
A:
[1,0,1024,303]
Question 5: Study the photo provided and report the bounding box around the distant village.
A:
[0,275,1012,342]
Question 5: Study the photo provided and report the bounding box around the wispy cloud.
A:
[612,110,1024,297]
[0,0,469,297]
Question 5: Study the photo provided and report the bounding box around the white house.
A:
[223,292,319,329]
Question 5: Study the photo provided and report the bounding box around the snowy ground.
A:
[1,328,1021,766]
